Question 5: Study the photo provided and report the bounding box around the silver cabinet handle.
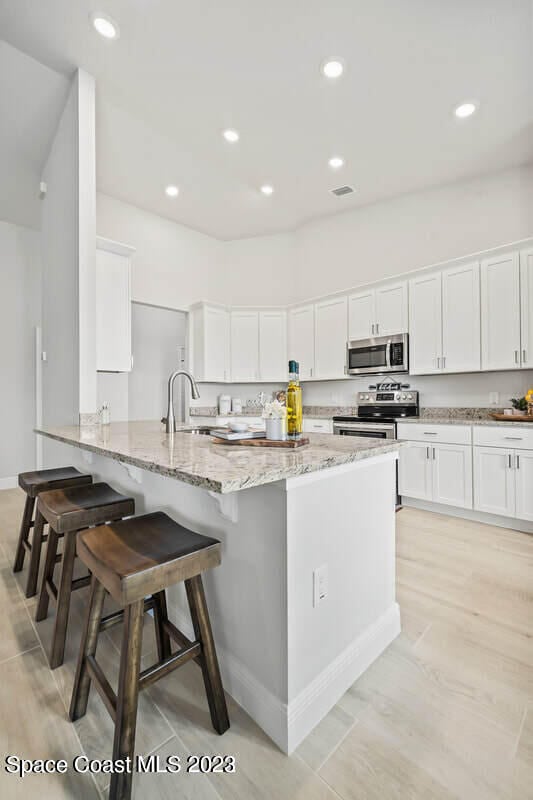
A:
[523,349,527,364]
[504,436,523,440]
[508,453,512,469]
[371,323,375,335]
[516,454,520,469]
[423,431,438,435]
[376,323,379,334]
[436,356,441,369]
[432,447,436,460]
[442,356,446,369]
[514,350,519,364]
[426,446,430,459]
[310,367,313,377]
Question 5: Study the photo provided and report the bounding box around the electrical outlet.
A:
[489,391,499,405]
[313,564,328,607]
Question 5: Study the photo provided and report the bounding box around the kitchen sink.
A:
[182,426,216,435]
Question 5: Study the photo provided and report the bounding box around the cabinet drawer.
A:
[303,418,333,434]
[473,426,533,450]
[396,423,471,445]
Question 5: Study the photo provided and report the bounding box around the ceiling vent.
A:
[330,185,354,197]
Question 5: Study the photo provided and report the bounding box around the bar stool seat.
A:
[70,512,229,800]
[13,467,92,598]
[35,482,135,669]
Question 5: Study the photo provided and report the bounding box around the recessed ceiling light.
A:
[260,185,274,196]
[328,156,344,169]
[454,101,477,119]
[223,129,240,143]
[165,185,179,197]
[90,12,119,39]
[322,59,344,79]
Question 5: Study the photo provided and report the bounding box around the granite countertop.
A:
[35,421,402,494]
[190,406,357,419]
[396,417,533,428]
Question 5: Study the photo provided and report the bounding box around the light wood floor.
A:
[0,487,531,799]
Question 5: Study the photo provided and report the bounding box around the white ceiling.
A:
[1,0,532,239]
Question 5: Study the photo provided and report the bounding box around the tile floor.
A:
[0,487,531,799]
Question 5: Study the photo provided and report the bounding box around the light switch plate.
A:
[313,564,328,607]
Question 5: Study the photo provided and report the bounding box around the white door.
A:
[480,251,521,371]
[96,248,132,372]
[230,311,259,381]
[520,247,533,369]
[441,261,480,373]
[408,273,442,374]
[398,442,432,501]
[314,296,348,379]
[288,305,315,379]
[375,281,408,336]
[204,306,230,382]
[473,446,515,517]
[431,443,473,509]
[515,450,533,521]
[348,290,375,340]
[259,311,287,381]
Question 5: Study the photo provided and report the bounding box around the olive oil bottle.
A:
[286,360,303,439]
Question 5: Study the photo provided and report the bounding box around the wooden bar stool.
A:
[69,511,229,800]
[35,482,135,669]
[13,467,93,597]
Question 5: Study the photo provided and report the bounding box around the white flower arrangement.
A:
[262,399,287,420]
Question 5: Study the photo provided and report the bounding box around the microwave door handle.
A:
[386,341,392,368]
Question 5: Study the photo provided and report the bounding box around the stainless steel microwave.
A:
[346,333,409,376]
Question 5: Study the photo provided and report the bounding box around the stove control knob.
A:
[401,394,407,400]
[364,394,369,400]
[395,393,401,400]
[407,393,413,400]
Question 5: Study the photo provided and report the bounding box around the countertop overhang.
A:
[35,421,402,494]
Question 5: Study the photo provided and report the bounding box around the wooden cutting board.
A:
[211,436,310,448]
[489,413,533,422]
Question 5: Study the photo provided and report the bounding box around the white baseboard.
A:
[0,476,17,490]
[402,497,533,534]
[169,601,400,755]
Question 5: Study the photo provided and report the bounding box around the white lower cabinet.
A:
[302,418,333,434]
[399,441,472,508]
[474,445,533,521]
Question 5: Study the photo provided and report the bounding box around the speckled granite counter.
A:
[397,416,533,428]
[36,421,401,494]
[190,405,357,419]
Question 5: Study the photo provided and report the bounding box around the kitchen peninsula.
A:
[36,421,402,753]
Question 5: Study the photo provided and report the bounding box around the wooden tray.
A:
[489,413,533,422]
[212,436,310,448]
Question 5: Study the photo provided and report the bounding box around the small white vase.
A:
[265,417,287,441]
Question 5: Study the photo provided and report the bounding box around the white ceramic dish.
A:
[228,420,249,433]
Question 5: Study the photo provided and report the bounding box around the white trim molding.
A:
[0,476,18,490]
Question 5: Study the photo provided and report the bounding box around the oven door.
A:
[346,333,408,376]
[333,422,396,439]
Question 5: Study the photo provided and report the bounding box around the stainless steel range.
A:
[333,383,419,505]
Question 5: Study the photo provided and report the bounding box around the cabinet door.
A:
[96,248,131,372]
[259,311,287,381]
[204,306,230,382]
[441,262,480,373]
[431,444,473,509]
[473,446,515,517]
[398,442,432,501]
[375,281,408,336]
[408,273,442,374]
[515,450,533,521]
[314,297,348,379]
[348,290,375,340]
[230,311,259,382]
[480,251,521,371]
[288,305,315,379]
[520,247,533,369]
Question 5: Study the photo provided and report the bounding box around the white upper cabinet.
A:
[348,281,407,340]
[481,251,521,371]
[288,305,315,379]
[259,310,287,381]
[441,261,480,373]
[520,247,533,369]
[374,282,408,336]
[230,311,259,382]
[409,273,442,374]
[191,303,230,382]
[96,238,134,372]
[314,296,348,379]
[348,290,374,340]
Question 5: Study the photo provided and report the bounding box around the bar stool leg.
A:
[25,510,45,598]
[70,576,107,721]
[110,599,144,800]
[152,591,172,661]
[185,575,230,735]
[35,528,60,622]
[13,495,35,573]
[49,531,77,669]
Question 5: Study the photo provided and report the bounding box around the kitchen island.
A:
[36,421,402,753]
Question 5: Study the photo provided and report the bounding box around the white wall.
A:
[96,193,217,311]
[0,222,41,481]
[216,233,295,305]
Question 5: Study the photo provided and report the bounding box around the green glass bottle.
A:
[286,360,303,439]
